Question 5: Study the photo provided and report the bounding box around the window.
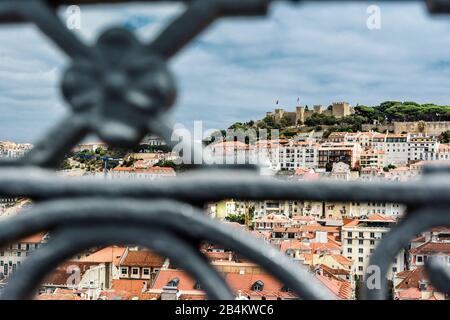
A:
[359,232,364,238]
[167,278,180,287]
[131,268,139,275]
[347,232,352,237]
[358,266,363,271]
[194,281,202,290]
[143,268,150,276]
[121,268,127,275]
[347,248,352,253]
[417,256,423,263]
[347,239,352,244]
[359,240,363,245]
[252,280,264,292]
[358,248,363,254]
[358,257,363,262]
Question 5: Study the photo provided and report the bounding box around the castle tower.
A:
[274,108,285,122]
[331,102,352,118]
[296,106,305,125]
[313,105,322,114]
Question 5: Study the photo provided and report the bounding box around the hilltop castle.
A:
[266,102,355,125]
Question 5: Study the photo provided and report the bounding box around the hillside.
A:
[222,101,450,139]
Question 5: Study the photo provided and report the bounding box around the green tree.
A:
[225,214,246,225]
[439,130,450,143]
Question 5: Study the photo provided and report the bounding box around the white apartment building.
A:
[0,141,33,158]
[408,135,439,162]
[435,144,450,160]
[342,217,405,280]
[372,133,409,166]
[372,133,442,165]
[0,232,47,279]
[327,132,375,149]
[348,202,406,217]
[330,162,351,181]
[279,141,318,170]
[254,200,303,218]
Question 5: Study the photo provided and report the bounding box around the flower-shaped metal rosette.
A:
[62,27,177,147]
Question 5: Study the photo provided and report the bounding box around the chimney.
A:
[418,279,428,292]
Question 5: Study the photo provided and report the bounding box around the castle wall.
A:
[393,121,450,135]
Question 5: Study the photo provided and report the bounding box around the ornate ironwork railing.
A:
[0,0,449,300]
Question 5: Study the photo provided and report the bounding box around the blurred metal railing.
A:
[0,0,448,300]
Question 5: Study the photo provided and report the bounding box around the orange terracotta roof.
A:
[310,242,341,254]
[300,225,340,233]
[279,240,311,253]
[225,273,295,298]
[37,293,81,300]
[79,246,126,266]
[20,232,46,244]
[112,279,147,295]
[330,254,352,267]
[317,264,350,276]
[410,241,450,255]
[366,214,396,222]
[292,216,315,221]
[396,287,422,300]
[45,261,99,285]
[395,267,427,290]
[315,273,352,300]
[152,269,197,291]
[343,219,359,227]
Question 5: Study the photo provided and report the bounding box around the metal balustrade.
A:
[0,0,448,300]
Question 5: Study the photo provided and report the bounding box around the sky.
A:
[1,1,450,143]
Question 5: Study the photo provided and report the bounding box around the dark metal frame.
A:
[0,0,448,300]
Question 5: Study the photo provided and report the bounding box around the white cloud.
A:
[1,2,450,142]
